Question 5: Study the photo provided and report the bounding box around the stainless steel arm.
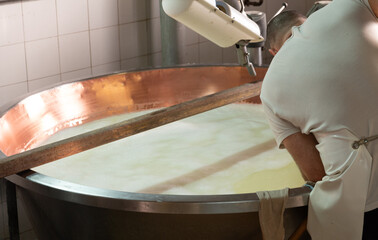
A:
[236,40,256,76]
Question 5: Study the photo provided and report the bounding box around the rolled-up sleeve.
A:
[262,102,300,149]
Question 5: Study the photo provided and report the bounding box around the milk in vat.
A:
[32,103,305,194]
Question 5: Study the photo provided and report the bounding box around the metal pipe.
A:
[160,0,179,67]
[270,2,288,21]
[249,47,263,66]
[246,10,266,66]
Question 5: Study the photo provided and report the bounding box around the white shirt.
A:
[260,0,378,238]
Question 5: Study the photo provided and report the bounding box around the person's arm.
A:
[282,132,325,182]
[261,102,326,182]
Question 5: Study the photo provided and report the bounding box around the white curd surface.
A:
[32,104,304,195]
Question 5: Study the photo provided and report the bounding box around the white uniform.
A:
[260,0,378,239]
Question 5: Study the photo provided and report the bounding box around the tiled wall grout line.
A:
[21,1,30,93]
[54,0,63,84]
[86,0,94,77]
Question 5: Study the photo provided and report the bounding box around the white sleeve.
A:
[262,103,301,149]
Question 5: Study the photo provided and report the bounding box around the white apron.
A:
[308,129,372,240]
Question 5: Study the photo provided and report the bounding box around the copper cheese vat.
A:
[1,66,310,240]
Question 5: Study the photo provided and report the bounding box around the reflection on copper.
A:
[0,118,9,142]
[56,83,85,120]
[91,75,134,108]
[23,95,45,121]
[40,114,57,134]
[129,73,142,82]
[0,66,268,156]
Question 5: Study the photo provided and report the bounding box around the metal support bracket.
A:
[236,40,257,76]
[352,135,378,149]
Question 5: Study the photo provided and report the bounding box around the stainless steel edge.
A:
[6,172,310,214]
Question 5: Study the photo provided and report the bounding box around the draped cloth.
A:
[257,188,289,240]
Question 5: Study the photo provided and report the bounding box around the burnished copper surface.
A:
[0,66,267,156]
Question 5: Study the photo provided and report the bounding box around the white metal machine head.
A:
[162,0,265,76]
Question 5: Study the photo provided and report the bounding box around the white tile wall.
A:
[25,37,60,80]
[61,68,92,82]
[56,0,89,35]
[0,82,27,105]
[92,61,121,76]
[118,0,146,24]
[183,44,199,64]
[287,0,308,13]
[222,46,238,64]
[90,26,120,66]
[0,2,24,46]
[22,0,58,41]
[0,0,320,103]
[264,1,286,20]
[0,1,319,239]
[28,75,61,93]
[147,18,161,54]
[148,0,161,19]
[199,41,223,64]
[183,26,199,46]
[121,55,149,71]
[120,21,148,60]
[88,0,118,29]
[0,44,27,87]
[247,0,317,20]
[59,32,91,73]
[199,34,209,44]
[150,52,162,67]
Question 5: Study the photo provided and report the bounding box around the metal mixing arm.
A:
[269,2,288,22]
[236,40,256,76]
